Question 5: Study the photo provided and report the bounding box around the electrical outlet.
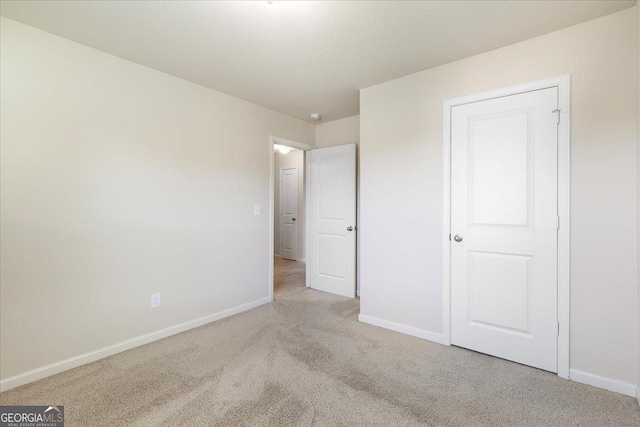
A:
[151,293,161,308]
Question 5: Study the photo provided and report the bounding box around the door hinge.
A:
[552,109,561,124]
[556,216,560,230]
[449,234,452,241]
[557,321,560,336]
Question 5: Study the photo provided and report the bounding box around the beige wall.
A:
[274,150,305,260]
[360,8,638,387]
[0,17,315,382]
[316,115,360,148]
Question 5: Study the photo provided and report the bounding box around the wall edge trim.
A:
[569,369,637,397]
[358,314,446,345]
[0,296,272,392]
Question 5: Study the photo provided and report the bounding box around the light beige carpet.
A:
[1,258,639,426]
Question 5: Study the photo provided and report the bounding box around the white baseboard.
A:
[357,314,638,399]
[569,369,637,397]
[0,296,271,392]
[358,314,446,345]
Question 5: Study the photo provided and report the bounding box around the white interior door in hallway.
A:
[307,144,357,298]
[450,87,559,372]
[279,167,299,261]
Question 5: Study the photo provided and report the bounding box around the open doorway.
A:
[269,136,315,301]
[274,143,305,299]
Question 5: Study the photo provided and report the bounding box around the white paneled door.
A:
[280,167,299,261]
[307,144,356,298]
[450,88,559,372]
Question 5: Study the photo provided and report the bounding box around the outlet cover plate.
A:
[151,293,161,308]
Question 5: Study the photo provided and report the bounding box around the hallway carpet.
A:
[1,258,639,426]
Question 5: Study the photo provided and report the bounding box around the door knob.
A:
[347,226,353,231]
[453,234,463,242]
[292,218,296,221]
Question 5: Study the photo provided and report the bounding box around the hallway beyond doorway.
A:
[274,257,305,299]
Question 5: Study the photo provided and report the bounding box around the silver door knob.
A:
[347,226,353,231]
[453,234,463,242]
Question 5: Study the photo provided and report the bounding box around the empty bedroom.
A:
[1,1,639,426]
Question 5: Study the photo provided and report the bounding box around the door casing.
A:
[442,75,571,379]
[269,136,316,302]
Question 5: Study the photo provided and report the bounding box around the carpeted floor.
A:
[1,258,639,426]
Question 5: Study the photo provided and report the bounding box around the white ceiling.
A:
[1,1,635,122]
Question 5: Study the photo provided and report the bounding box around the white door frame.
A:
[269,136,316,302]
[442,75,571,379]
